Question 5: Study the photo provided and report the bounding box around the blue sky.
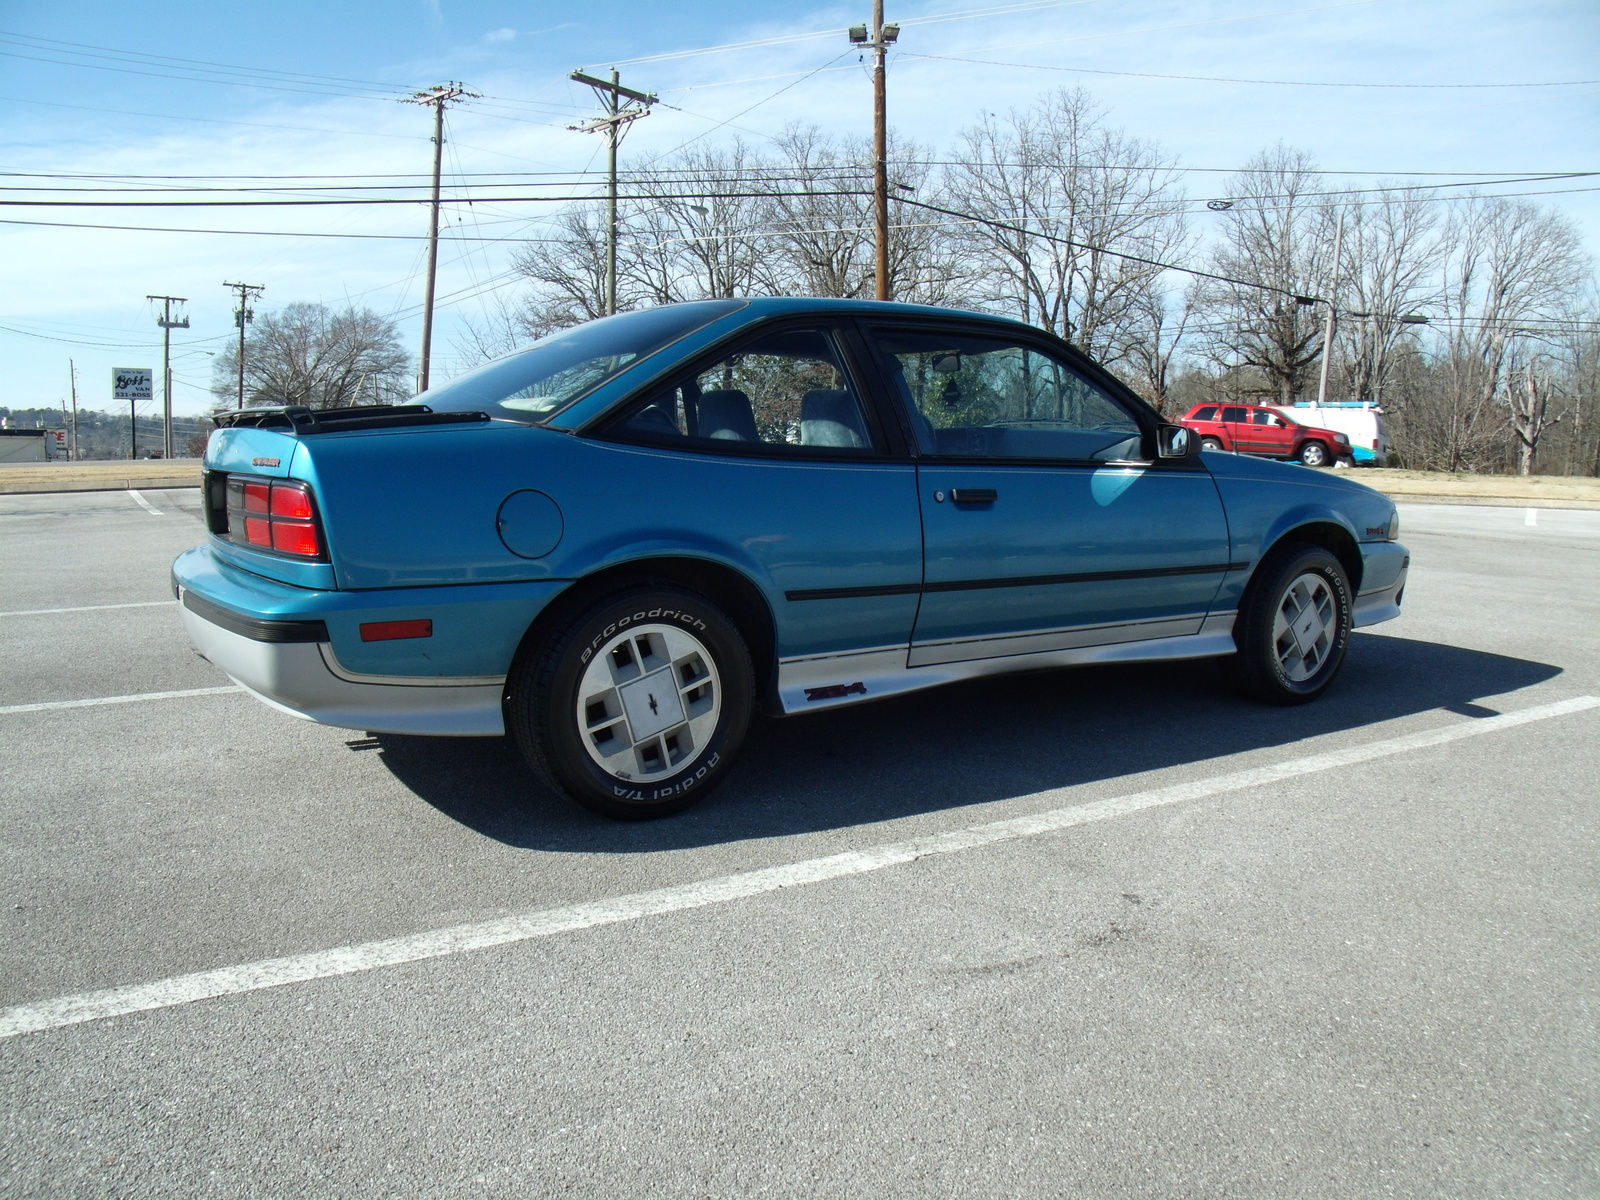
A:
[4,0,1598,420]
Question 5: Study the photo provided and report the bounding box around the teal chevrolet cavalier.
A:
[173,298,1409,818]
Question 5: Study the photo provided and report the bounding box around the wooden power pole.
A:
[224,281,264,409]
[147,294,189,459]
[404,82,477,393]
[569,70,657,316]
[850,9,899,299]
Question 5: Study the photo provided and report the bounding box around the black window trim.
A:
[851,315,1203,471]
[583,316,907,463]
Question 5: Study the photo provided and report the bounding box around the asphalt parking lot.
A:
[2,488,1597,1199]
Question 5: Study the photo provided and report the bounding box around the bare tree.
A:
[1506,356,1565,474]
[1425,196,1590,471]
[211,302,411,409]
[508,204,610,331]
[1116,277,1196,414]
[944,88,1189,363]
[1193,145,1336,404]
[451,292,541,366]
[625,141,768,303]
[758,125,875,298]
[1332,189,1445,403]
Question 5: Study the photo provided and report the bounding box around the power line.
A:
[0,94,432,142]
[896,194,1324,300]
[0,29,421,92]
[0,217,570,240]
[590,0,1112,69]
[7,164,1593,182]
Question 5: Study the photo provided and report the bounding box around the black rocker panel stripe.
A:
[785,562,1247,602]
[182,589,330,643]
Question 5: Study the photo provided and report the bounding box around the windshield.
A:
[416,300,746,424]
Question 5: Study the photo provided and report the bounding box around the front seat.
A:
[800,389,868,449]
[697,389,760,442]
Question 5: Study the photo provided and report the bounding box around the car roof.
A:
[732,296,1036,328]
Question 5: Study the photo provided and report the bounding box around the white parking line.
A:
[0,686,242,716]
[1525,508,1538,527]
[0,601,177,618]
[3,693,1593,1041]
[127,489,163,515]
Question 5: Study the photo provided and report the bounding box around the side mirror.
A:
[1156,424,1199,459]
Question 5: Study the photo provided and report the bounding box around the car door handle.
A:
[949,488,998,504]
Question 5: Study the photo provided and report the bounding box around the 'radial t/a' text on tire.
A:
[508,587,755,819]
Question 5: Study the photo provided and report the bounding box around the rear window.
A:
[417,300,746,425]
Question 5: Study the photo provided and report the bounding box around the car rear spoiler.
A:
[213,404,489,434]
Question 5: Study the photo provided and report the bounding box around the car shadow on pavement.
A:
[370,632,1561,852]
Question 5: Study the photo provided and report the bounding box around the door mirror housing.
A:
[1156,424,1199,459]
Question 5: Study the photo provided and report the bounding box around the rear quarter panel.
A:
[295,422,921,660]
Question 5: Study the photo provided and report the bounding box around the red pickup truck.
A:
[1179,403,1351,467]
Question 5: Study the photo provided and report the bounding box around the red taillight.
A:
[270,482,314,520]
[224,475,324,559]
[360,619,433,642]
[271,520,320,557]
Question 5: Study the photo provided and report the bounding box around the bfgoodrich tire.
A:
[507,587,755,819]
[1228,542,1353,705]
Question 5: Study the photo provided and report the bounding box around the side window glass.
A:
[615,327,876,454]
[1192,406,1218,421]
[871,328,1142,462]
[1221,406,1249,423]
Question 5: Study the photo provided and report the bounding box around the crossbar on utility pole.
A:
[224,282,264,409]
[403,82,477,393]
[570,69,657,317]
[147,294,189,460]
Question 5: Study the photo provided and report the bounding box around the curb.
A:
[0,480,201,496]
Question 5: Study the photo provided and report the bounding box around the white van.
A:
[1273,402,1389,466]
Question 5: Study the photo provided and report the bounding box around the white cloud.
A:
[484,27,516,43]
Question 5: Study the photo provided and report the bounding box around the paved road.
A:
[2,490,1596,1199]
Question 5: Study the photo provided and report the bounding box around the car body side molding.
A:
[775,611,1238,714]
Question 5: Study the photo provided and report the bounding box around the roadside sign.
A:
[112,368,153,403]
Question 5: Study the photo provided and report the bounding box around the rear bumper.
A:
[172,544,568,736]
[180,602,508,736]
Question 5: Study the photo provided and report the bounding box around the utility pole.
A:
[849,10,899,300]
[570,70,657,316]
[67,359,79,462]
[403,82,477,393]
[1316,210,1344,407]
[224,281,264,409]
[148,295,189,459]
